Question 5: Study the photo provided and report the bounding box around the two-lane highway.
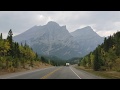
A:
[41,66,81,79]
[0,66,104,79]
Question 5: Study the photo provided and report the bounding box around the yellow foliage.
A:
[0,40,10,56]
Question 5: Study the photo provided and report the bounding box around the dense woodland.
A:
[0,30,56,72]
[79,31,120,71]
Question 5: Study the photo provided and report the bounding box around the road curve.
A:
[0,66,104,79]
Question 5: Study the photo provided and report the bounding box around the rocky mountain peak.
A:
[46,21,60,26]
[13,21,104,60]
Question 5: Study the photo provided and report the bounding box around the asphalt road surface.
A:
[0,66,104,79]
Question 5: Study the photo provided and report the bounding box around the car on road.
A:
[66,63,70,66]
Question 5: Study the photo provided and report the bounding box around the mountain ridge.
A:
[13,21,104,60]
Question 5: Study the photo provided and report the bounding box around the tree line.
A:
[0,29,67,72]
[79,31,120,71]
[0,29,53,72]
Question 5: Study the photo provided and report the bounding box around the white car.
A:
[66,63,70,66]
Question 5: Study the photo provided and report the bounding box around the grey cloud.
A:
[0,11,120,38]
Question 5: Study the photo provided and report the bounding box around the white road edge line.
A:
[70,67,82,79]
[1,67,54,79]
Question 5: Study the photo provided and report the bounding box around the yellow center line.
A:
[40,67,62,79]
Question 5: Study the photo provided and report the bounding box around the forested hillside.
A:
[0,30,52,73]
[79,31,120,71]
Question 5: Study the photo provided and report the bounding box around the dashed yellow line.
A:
[40,67,62,79]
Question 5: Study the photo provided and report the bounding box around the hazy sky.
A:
[0,11,120,38]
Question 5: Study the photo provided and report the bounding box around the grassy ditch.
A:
[75,66,120,79]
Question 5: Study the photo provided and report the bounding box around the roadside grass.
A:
[75,66,120,79]
[0,63,52,76]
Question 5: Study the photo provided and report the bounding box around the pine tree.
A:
[104,37,109,52]
[93,48,101,71]
[24,41,27,50]
[35,52,38,61]
[16,43,20,58]
[7,29,13,56]
[0,33,2,39]
[36,53,38,58]
[7,29,13,42]
[41,56,46,63]
[21,43,23,46]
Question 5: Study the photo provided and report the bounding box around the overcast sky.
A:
[0,11,120,38]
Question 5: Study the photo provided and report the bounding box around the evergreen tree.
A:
[7,29,13,56]
[24,41,27,47]
[0,33,2,39]
[93,48,101,71]
[36,53,38,58]
[16,42,20,58]
[41,56,46,63]
[7,29,13,43]
[21,43,23,46]
[104,37,109,52]
[87,54,91,67]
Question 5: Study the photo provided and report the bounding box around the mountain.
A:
[71,26,104,56]
[14,21,80,59]
[13,21,104,60]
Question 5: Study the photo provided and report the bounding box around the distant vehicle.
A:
[66,63,70,66]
